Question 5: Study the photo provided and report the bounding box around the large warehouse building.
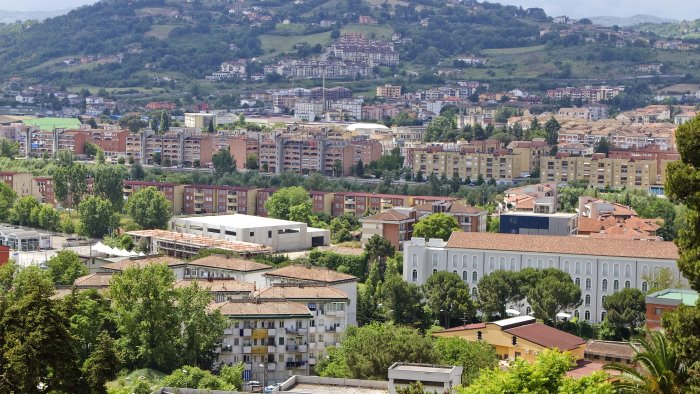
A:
[171,214,330,252]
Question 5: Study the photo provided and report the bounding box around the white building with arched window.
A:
[404,233,682,323]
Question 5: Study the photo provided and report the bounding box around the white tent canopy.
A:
[92,242,140,257]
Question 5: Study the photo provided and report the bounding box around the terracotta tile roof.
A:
[624,217,661,232]
[585,340,636,360]
[100,255,183,272]
[174,279,255,293]
[362,209,410,222]
[256,285,348,300]
[126,230,273,254]
[74,273,113,288]
[445,232,678,260]
[264,265,358,283]
[183,255,272,272]
[504,322,586,351]
[577,217,614,233]
[211,300,312,317]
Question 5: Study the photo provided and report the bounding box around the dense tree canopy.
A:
[264,186,312,221]
[412,213,460,241]
[126,187,173,229]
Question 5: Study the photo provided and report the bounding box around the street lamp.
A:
[259,363,266,390]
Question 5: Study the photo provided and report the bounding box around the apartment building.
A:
[415,200,488,233]
[309,191,334,216]
[404,232,681,323]
[361,208,417,250]
[541,154,666,189]
[88,128,129,159]
[412,148,524,184]
[256,284,350,369]
[0,172,34,197]
[332,192,409,217]
[184,113,216,129]
[123,181,185,213]
[546,86,623,103]
[183,185,257,215]
[263,265,358,326]
[214,300,313,384]
[376,84,402,99]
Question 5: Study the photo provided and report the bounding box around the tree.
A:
[604,331,688,394]
[594,137,611,156]
[109,264,180,371]
[315,323,437,380]
[434,337,498,386]
[642,267,683,294]
[528,273,581,324]
[602,288,645,339]
[130,161,145,180]
[78,196,117,238]
[54,163,88,209]
[355,159,365,177]
[81,332,121,394]
[176,282,228,370]
[381,274,425,326]
[8,196,40,226]
[207,118,215,133]
[126,187,173,229]
[212,148,236,176]
[162,366,225,390]
[95,149,105,165]
[477,271,526,320]
[46,250,87,286]
[0,182,16,221]
[333,159,344,177]
[413,213,460,241]
[365,235,395,269]
[264,186,312,221]
[460,350,613,394]
[159,111,170,133]
[93,165,126,211]
[245,154,259,170]
[62,289,115,366]
[0,267,81,393]
[544,116,560,146]
[0,138,19,159]
[423,272,475,328]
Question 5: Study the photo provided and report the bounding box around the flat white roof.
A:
[175,214,304,228]
[492,315,536,327]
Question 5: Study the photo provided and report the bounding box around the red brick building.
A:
[645,289,698,330]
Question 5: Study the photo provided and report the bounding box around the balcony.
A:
[267,362,277,372]
[268,345,277,353]
[299,328,308,335]
[243,328,252,336]
[223,328,233,335]
[286,344,298,352]
[243,345,252,354]
[267,328,276,336]
[308,326,316,334]
[299,344,308,352]
[285,361,307,369]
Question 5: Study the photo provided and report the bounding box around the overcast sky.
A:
[495,0,699,20]
[0,0,699,20]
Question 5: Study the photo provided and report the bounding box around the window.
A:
[463,255,468,267]
[452,270,458,275]
[614,264,620,277]
[412,270,417,282]
[432,269,438,275]
[585,278,591,290]
[432,255,438,266]
[602,295,607,305]
[249,231,255,237]
[574,310,579,318]
[472,256,478,269]
[601,311,606,321]
[602,279,608,291]
[452,255,458,267]
[526,306,532,315]
[538,259,543,269]
[472,271,478,283]
[279,337,284,345]
[462,271,468,281]
[584,311,590,321]
[585,295,591,306]
[613,280,619,291]
[586,262,592,275]
[575,261,581,274]
[499,257,505,270]
[510,258,516,271]
[655,308,663,315]
[642,281,648,292]
[268,230,272,238]
[527,258,533,268]
[489,257,495,271]
[625,280,631,289]
[575,277,581,287]
[564,260,570,272]
[642,265,649,276]
[472,287,478,297]
[625,264,631,277]
[602,263,608,275]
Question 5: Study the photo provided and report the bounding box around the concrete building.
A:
[185,113,216,129]
[174,279,256,302]
[123,181,185,214]
[645,289,698,330]
[264,265,358,326]
[414,200,488,233]
[434,316,586,363]
[376,84,402,99]
[499,212,578,236]
[183,185,258,215]
[388,363,463,394]
[171,215,330,252]
[541,154,666,190]
[0,225,52,251]
[361,208,416,250]
[404,232,681,323]
[213,300,313,385]
[257,284,351,369]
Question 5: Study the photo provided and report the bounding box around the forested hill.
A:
[0,0,693,88]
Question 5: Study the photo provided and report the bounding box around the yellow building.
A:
[433,316,586,363]
[413,151,519,183]
[540,155,667,189]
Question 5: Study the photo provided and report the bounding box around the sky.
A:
[495,0,700,20]
[0,0,698,20]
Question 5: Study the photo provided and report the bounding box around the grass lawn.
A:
[259,31,333,58]
[341,23,394,40]
[482,45,546,55]
[144,24,178,39]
